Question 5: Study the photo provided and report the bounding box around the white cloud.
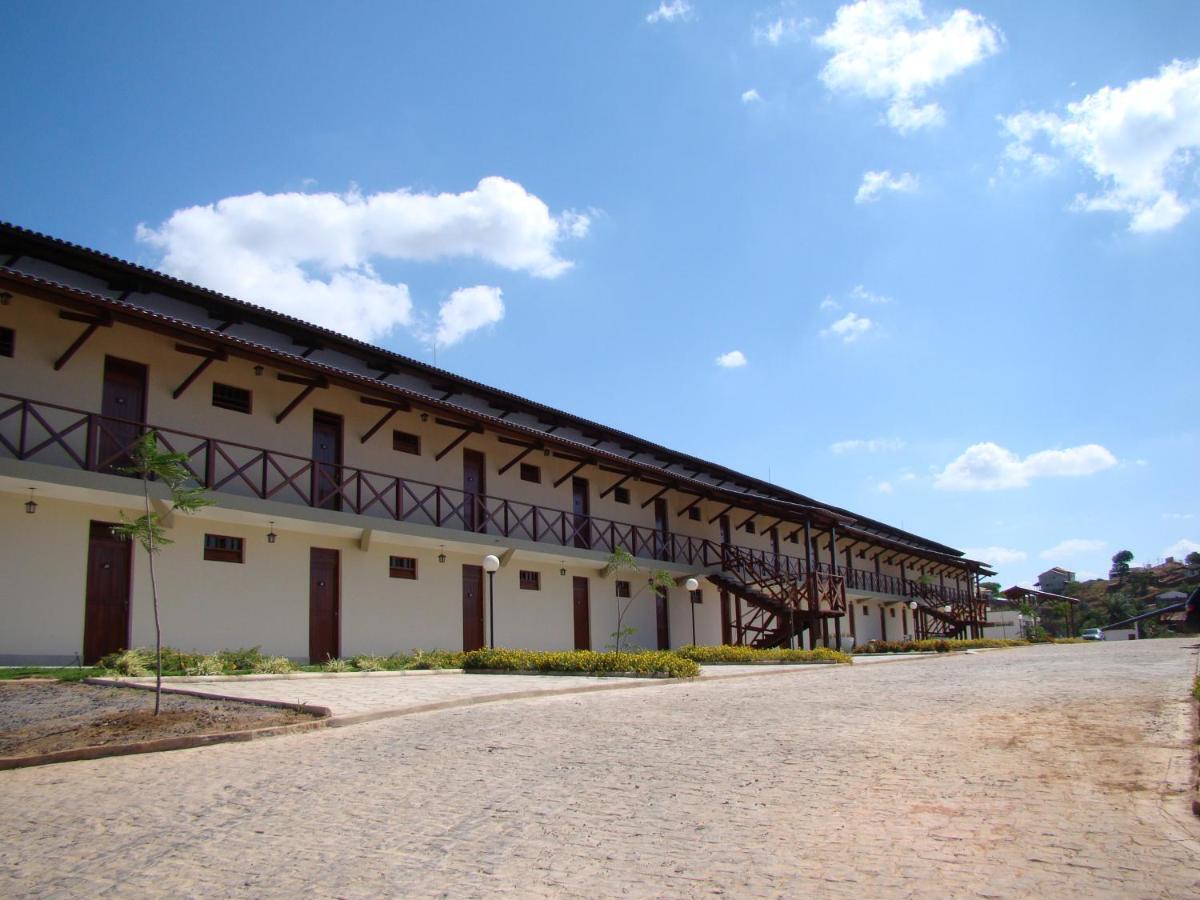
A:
[850,284,893,304]
[715,349,748,368]
[819,296,840,310]
[821,312,873,343]
[963,546,1028,567]
[830,438,906,453]
[855,169,919,204]
[1164,539,1200,558]
[646,0,692,24]
[1000,59,1200,232]
[137,177,587,342]
[754,16,812,45]
[741,88,763,104]
[876,480,895,494]
[934,441,1118,491]
[434,286,504,348]
[816,0,1002,134]
[1163,512,1195,520]
[1040,538,1106,560]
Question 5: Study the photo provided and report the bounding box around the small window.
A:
[615,580,631,598]
[889,607,896,618]
[520,463,541,483]
[688,507,701,521]
[788,532,799,544]
[0,326,13,358]
[862,605,869,615]
[212,383,251,414]
[519,570,540,591]
[690,589,703,604]
[745,520,756,534]
[613,486,630,504]
[393,430,420,455]
[204,534,244,563]
[389,556,417,579]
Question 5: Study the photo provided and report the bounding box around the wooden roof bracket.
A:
[553,459,591,488]
[434,419,484,461]
[53,309,112,371]
[359,396,411,444]
[599,473,633,500]
[171,342,229,399]
[640,485,670,509]
[708,504,734,525]
[274,373,328,424]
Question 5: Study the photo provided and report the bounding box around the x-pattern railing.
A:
[0,392,964,599]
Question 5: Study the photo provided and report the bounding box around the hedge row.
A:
[462,649,700,678]
[98,646,465,676]
[674,645,852,665]
[853,638,1029,654]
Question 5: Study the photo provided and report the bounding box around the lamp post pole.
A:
[685,578,699,646]
[483,555,501,650]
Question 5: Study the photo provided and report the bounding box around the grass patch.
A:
[674,645,852,665]
[463,648,699,678]
[854,638,1030,654]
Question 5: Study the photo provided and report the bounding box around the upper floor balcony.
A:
[0,391,980,608]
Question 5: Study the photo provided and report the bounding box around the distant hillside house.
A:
[1036,567,1075,594]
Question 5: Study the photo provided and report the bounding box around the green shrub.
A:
[853,638,1029,654]
[463,648,699,678]
[186,654,228,676]
[675,645,852,665]
[251,655,295,675]
[408,649,466,669]
[322,657,350,672]
[351,655,386,671]
[158,647,204,673]
[98,649,153,676]
[1052,637,1086,644]
[218,646,268,671]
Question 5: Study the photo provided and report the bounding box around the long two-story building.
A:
[0,222,994,664]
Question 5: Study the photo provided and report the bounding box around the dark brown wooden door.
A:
[719,590,732,646]
[312,411,343,511]
[462,564,485,650]
[655,587,670,650]
[572,576,590,650]
[83,521,132,663]
[654,498,670,561]
[572,477,590,549]
[97,356,147,474]
[463,449,486,533]
[309,548,340,663]
[719,515,731,546]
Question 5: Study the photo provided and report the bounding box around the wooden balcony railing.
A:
[0,391,976,605]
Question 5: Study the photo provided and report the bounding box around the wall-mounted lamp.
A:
[266,521,277,544]
[254,365,264,377]
[24,487,37,514]
[438,545,447,564]
[0,291,12,306]
[908,600,918,611]
[559,561,566,576]
[420,413,429,423]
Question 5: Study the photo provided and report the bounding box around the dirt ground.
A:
[0,681,314,757]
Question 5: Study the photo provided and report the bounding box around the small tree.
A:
[1185,551,1200,567]
[1110,549,1134,580]
[112,431,212,713]
[601,547,675,660]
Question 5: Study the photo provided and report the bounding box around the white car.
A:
[1080,628,1104,641]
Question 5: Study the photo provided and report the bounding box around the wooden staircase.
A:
[908,582,985,640]
[707,545,846,649]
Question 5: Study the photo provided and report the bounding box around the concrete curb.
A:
[110,669,464,684]
[0,687,330,771]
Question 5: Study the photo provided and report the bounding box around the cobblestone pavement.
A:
[3,640,1198,898]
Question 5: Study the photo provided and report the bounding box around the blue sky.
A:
[3,1,1198,586]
